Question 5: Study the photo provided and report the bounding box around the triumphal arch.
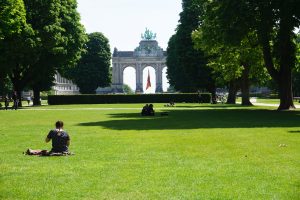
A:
[112,29,167,93]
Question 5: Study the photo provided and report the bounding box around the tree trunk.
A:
[226,80,238,104]
[277,4,295,110]
[240,65,252,106]
[258,2,295,110]
[278,73,294,110]
[33,89,41,106]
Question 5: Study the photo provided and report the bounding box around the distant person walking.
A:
[12,91,18,110]
[4,95,9,110]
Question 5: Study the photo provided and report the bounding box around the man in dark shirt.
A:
[46,121,70,153]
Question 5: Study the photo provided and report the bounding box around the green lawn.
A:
[236,97,300,105]
[257,98,300,105]
[0,103,299,199]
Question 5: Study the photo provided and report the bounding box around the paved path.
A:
[12,103,300,111]
[253,102,300,109]
[17,107,210,111]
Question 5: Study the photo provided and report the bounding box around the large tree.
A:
[25,0,87,105]
[0,0,28,97]
[0,23,34,105]
[166,34,191,92]
[0,0,87,106]
[198,0,300,110]
[167,0,216,98]
[193,30,269,105]
[69,32,111,94]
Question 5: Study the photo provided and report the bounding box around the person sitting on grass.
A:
[141,104,155,116]
[141,104,149,116]
[25,120,72,156]
[148,104,155,116]
[46,120,70,154]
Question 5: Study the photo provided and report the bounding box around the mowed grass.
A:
[0,103,300,200]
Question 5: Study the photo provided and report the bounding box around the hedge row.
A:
[48,93,211,105]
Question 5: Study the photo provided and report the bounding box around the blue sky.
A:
[76,0,182,92]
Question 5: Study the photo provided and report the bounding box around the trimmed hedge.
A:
[48,93,211,105]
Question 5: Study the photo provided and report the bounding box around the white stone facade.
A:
[52,73,80,95]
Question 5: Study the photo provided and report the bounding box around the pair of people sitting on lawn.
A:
[141,104,155,116]
[26,120,71,156]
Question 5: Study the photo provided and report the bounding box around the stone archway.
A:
[112,34,166,93]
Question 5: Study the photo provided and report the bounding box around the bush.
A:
[48,93,211,105]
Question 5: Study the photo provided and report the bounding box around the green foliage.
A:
[0,0,34,82]
[294,33,300,96]
[48,93,211,105]
[196,0,300,109]
[167,0,214,92]
[166,34,187,91]
[296,32,300,71]
[23,0,66,93]
[0,0,87,105]
[193,30,270,86]
[122,84,134,94]
[25,0,87,92]
[0,75,13,95]
[0,0,26,38]
[68,32,111,94]
[56,0,87,71]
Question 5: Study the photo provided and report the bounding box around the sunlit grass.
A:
[0,103,299,199]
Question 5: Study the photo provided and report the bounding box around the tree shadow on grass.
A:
[77,109,300,130]
[288,130,300,133]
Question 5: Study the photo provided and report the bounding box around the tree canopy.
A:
[0,0,26,38]
[69,32,111,94]
[24,0,87,105]
[0,0,87,105]
[195,0,300,110]
[167,0,215,95]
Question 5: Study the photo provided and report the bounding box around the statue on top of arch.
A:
[141,28,157,40]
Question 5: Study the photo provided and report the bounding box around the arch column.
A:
[119,65,124,85]
[155,64,163,93]
[112,63,118,84]
[135,63,143,93]
[112,63,124,93]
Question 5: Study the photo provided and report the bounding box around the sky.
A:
[76,0,182,92]
[77,0,182,51]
